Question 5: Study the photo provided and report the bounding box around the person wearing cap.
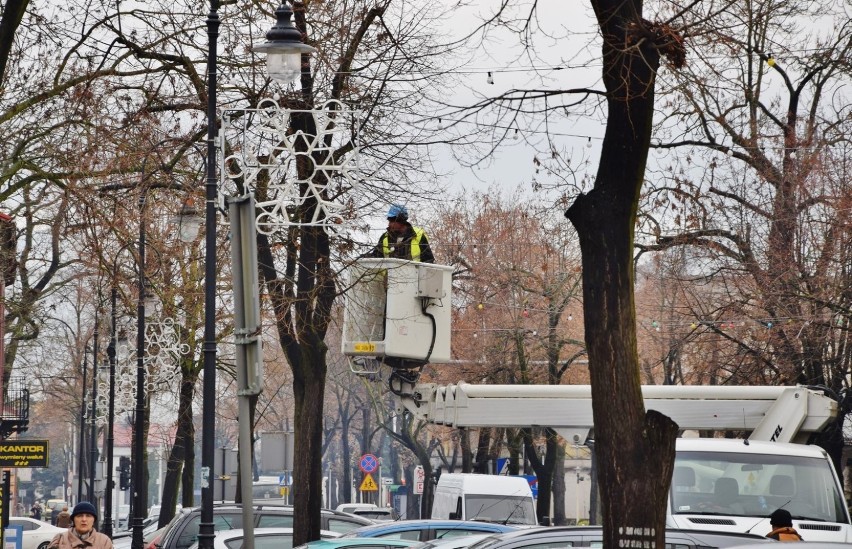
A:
[766,508,803,541]
[48,501,113,549]
[370,204,434,263]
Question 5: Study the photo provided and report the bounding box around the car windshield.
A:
[671,450,849,522]
[465,496,536,525]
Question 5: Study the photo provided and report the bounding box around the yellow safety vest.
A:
[381,227,426,261]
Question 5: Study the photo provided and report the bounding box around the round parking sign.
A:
[359,453,378,473]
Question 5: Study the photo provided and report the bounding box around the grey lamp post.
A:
[103,285,117,537]
[104,242,136,538]
[88,314,99,505]
[197,3,220,549]
[131,184,148,549]
[77,347,89,504]
[195,5,316,549]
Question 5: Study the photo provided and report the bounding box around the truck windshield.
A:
[465,495,536,525]
[671,450,849,523]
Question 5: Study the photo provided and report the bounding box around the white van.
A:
[335,503,397,521]
[430,473,537,525]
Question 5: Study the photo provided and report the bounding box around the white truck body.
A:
[431,473,538,526]
[395,382,852,542]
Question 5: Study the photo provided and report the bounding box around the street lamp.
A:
[197,3,220,549]
[195,5,316,549]
[88,313,100,505]
[104,243,136,538]
[103,285,118,537]
[131,183,149,549]
[132,149,168,549]
[77,346,89,503]
[252,3,316,85]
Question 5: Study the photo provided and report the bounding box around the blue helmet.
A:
[387,204,408,221]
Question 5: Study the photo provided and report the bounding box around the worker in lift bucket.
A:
[766,508,803,541]
[370,204,435,263]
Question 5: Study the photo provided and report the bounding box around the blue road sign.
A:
[359,454,378,473]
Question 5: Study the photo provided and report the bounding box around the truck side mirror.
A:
[449,512,460,520]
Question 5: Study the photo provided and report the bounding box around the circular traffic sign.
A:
[359,453,378,473]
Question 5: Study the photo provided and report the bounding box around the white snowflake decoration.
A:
[145,316,189,390]
[221,99,361,234]
[95,316,190,426]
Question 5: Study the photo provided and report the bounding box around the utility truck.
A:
[341,258,851,541]
[391,382,851,542]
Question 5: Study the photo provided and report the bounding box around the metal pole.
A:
[131,188,148,549]
[88,314,99,504]
[103,286,117,537]
[77,348,89,504]
[198,2,219,549]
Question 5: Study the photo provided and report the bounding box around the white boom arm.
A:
[396,383,837,445]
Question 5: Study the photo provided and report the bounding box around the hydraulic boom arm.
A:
[396,382,837,445]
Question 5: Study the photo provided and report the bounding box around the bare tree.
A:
[636,0,852,468]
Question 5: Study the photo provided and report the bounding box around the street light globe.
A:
[253,3,316,85]
[173,199,204,243]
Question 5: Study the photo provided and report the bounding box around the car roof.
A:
[301,539,420,549]
[158,503,374,546]
[182,502,368,517]
[347,520,517,536]
[465,526,773,547]
[214,527,339,538]
[420,534,492,549]
[725,544,849,549]
[675,437,828,457]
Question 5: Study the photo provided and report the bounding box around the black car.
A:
[155,502,374,549]
[463,526,775,549]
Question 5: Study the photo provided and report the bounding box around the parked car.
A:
[349,509,397,522]
[418,534,492,549]
[113,521,163,547]
[463,526,775,549]
[149,504,183,523]
[726,545,850,549]
[118,504,131,529]
[155,503,374,549]
[295,539,421,549]
[8,517,66,549]
[187,527,339,549]
[335,503,399,522]
[335,504,397,521]
[342,520,518,543]
[143,526,169,549]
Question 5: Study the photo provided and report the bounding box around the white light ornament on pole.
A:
[253,2,316,86]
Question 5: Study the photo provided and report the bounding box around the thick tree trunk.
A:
[340,415,353,504]
[565,1,680,545]
[291,344,328,545]
[552,441,567,525]
[159,370,197,527]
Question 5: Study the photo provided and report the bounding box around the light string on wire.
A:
[463,298,848,329]
[423,114,841,155]
[228,45,838,80]
[643,315,847,332]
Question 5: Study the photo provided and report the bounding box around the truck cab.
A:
[668,438,851,542]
